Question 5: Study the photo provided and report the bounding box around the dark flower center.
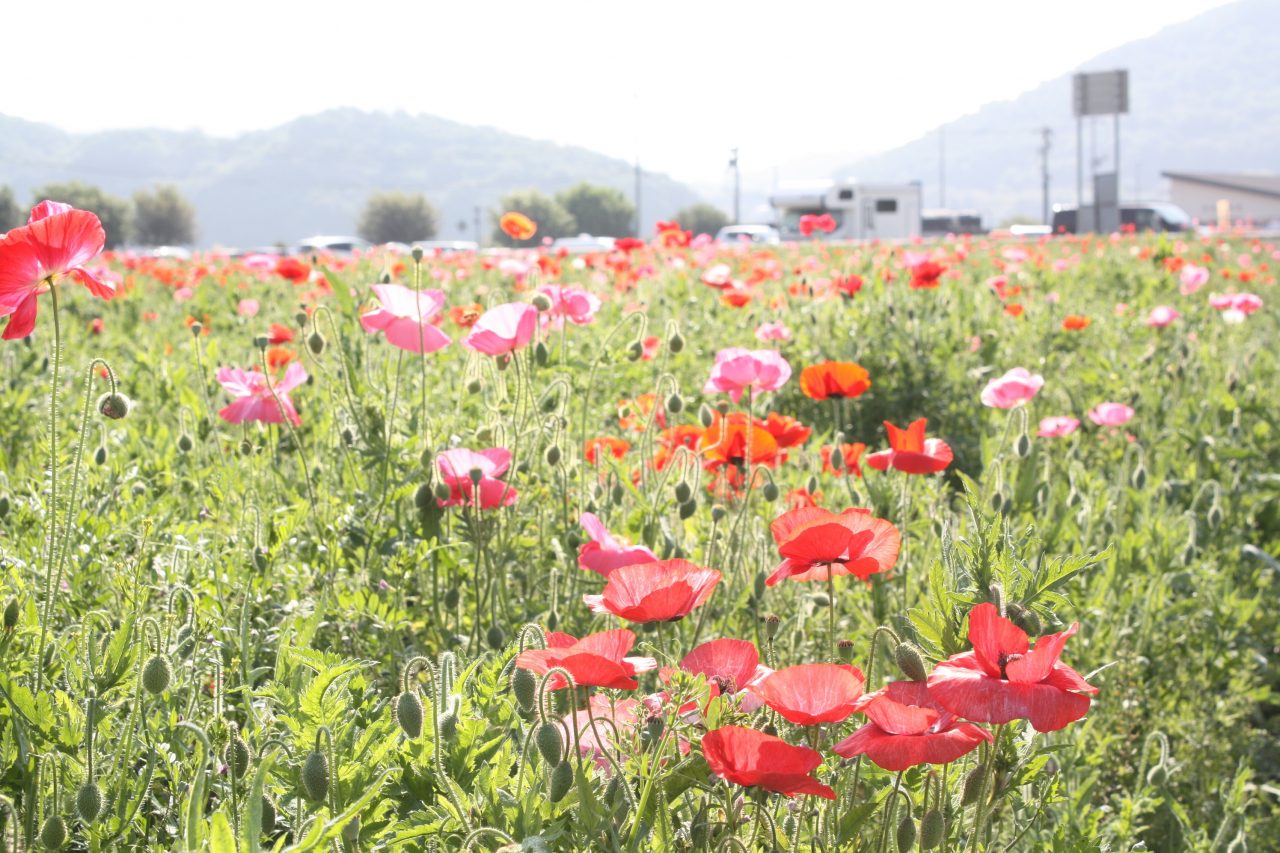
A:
[997,652,1024,679]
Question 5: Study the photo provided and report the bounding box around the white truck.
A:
[769,180,923,241]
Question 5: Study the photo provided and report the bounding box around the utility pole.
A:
[729,147,740,223]
[634,158,642,236]
[474,206,481,247]
[1038,126,1053,224]
[938,126,946,208]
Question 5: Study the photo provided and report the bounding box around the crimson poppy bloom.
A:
[268,322,295,344]
[275,257,311,283]
[927,603,1097,732]
[909,260,946,289]
[833,681,992,771]
[515,628,656,691]
[499,212,537,241]
[761,412,811,449]
[799,362,871,400]
[701,726,835,799]
[766,507,899,586]
[865,419,953,475]
[0,201,113,340]
[583,559,721,623]
[748,663,864,725]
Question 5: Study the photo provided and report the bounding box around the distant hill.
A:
[0,109,702,246]
[835,0,1280,225]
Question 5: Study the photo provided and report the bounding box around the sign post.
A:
[1072,70,1129,232]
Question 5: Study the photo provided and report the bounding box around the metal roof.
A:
[1162,171,1280,200]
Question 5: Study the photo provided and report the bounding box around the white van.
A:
[770,180,923,241]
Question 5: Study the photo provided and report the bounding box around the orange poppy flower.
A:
[1004,303,1024,318]
[653,424,704,471]
[699,414,779,469]
[449,303,484,328]
[762,412,812,449]
[1062,314,1090,330]
[585,436,631,465]
[500,212,537,241]
[266,346,295,370]
[800,362,871,401]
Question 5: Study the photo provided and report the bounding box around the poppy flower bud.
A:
[380,272,392,284]
[0,494,8,518]
[142,654,173,695]
[837,639,856,663]
[547,610,559,631]
[698,404,714,428]
[395,691,424,739]
[666,393,684,413]
[190,322,203,337]
[98,392,132,420]
[811,592,831,607]
[763,613,781,640]
[989,491,1004,514]
[487,625,506,650]
[919,810,945,849]
[626,340,644,362]
[537,722,564,766]
[40,814,67,851]
[177,433,195,453]
[239,438,254,456]
[226,729,251,779]
[301,750,330,802]
[897,815,917,852]
[549,759,573,802]
[433,481,452,502]
[1009,604,1041,636]
[254,334,270,349]
[544,444,562,467]
[668,330,685,353]
[467,379,482,394]
[674,481,693,504]
[830,446,845,472]
[444,588,460,609]
[1207,502,1223,529]
[710,505,727,523]
[1146,764,1168,787]
[535,341,549,366]
[1015,432,1031,458]
[253,546,269,572]
[307,331,326,354]
[806,475,819,494]
[894,642,928,682]
[961,766,986,806]
[261,795,278,835]
[988,583,1005,616]
[174,625,195,658]
[76,780,103,823]
[678,500,696,519]
[94,445,108,466]
[468,468,484,488]
[762,482,779,502]
[761,723,778,737]
[1131,464,1147,490]
[414,484,434,510]
[512,667,537,712]
[439,709,458,741]
[3,598,18,630]
[610,483,624,504]
[530,292,554,312]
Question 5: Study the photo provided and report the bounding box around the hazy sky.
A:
[7,0,1233,188]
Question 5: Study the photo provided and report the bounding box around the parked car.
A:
[413,240,479,254]
[715,224,781,245]
[551,234,616,253]
[1051,202,1192,234]
[921,209,985,237]
[297,235,371,255]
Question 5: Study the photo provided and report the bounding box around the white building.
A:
[1162,172,1280,229]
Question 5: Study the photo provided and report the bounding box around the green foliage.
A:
[30,180,132,248]
[555,182,636,238]
[132,184,198,246]
[491,189,576,246]
[672,202,730,235]
[357,190,439,244]
[0,184,19,231]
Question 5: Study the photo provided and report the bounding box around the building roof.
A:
[1162,171,1280,200]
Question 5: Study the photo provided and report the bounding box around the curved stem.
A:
[34,282,62,695]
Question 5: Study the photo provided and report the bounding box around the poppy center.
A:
[997,652,1024,678]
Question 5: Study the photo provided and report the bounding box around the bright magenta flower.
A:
[462,302,538,355]
[538,284,601,328]
[703,348,792,402]
[359,284,451,353]
[436,448,518,508]
[980,368,1044,409]
[0,201,113,340]
[577,512,659,577]
[216,363,308,426]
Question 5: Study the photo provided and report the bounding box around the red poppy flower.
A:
[864,419,953,475]
[820,442,867,477]
[515,628,656,691]
[799,362,871,400]
[268,322,295,344]
[766,507,899,586]
[500,212,537,241]
[275,257,311,284]
[761,412,811,449]
[585,436,631,465]
[835,274,864,298]
[1004,303,1025,318]
[787,487,822,510]
[833,680,992,771]
[927,603,1098,732]
[748,663,864,725]
[583,559,721,623]
[614,237,645,253]
[1062,314,1090,331]
[909,260,946,289]
[701,726,835,799]
[699,413,780,469]
[655,221,692,248]
[654,424,704,471]
[677,638,761,695]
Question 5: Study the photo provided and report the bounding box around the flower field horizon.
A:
[0,205,1277,851]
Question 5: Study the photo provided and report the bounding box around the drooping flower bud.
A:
[98,392,132,420]
[666,393,684,414]
[961,766,986,805]
[544,444,562,466]
[668,330,685,353]
[486,625,506,650]
[762,482,779,502]
[698,404,714,428]
[894,642,928,682]
[307,331,326,354]
[511,667,536,712]
[536,722,563,766]
[40,814,67,850]
[530,292,554,312]
[896,815,917,852]
[535,341,549,366]
[226,728,251,779]
[142,654,173,695]
[919,810,945,849]
[414,484,434,510]
[549,760,573,802]
[177,433,195,453]
[3,598,19,630]
[76,781,103,823]
[626,340,644,362]
[301,750,330,803]
[395,691,424,739]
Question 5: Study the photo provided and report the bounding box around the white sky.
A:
[5,0,1233,185]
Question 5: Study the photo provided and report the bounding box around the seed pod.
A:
[76,781,103,823]
[667,331,685,353]
[1015,432,1031,458]
[643,716,664,746]
[666,393,684,413]
[762,482,779,502]
[177,433,195,453]
[549,760,573,802]
[307,331,326,354]
[894,642,928,682]
[411,246,424,262]
[530,292,554,312]
[919,810,945,849]
[301,750,330,803]
[836,639,856,663]
[142,654,173,695]
[710,505,727,523]
[294,311,309,328]
[536,722,563,766]
[40,814,67,850]
[261,795,278,835]
[3,598,19,630]
[961,766,986,806]
[897,815,917,851]
[674,481,693,504]
[414,483,434,510]
[486,625,506,650]
[226,732,251,779]
[512,667,536,711]
[763,614,781,640]
[678,500,696,520]
[253,334,270,349]
[544,444,561,466]
[190,322,203,337]
[396,691,424,739]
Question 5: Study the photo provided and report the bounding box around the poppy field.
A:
[0,204,1278,852]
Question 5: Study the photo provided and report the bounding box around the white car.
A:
[550,234,616,253]
[715,224,781,245]
[297,235,371,255]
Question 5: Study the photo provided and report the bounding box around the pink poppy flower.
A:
[216,362,308,426]
[701,264,733,289]
[577,512,659,577]
[755,322,792,342]
[1179,264,1209,294]
[1145,306,1179,328]
[0,201,113,340]
[748,663,865,726]
[436,447,518,508]
[980,367,1044,409]
[564,695,641,771]
[173,287,194,302]
[538,284,601,328]
[1088,402,1134,427]
[516,629,656,691]
[462,302,538,355]
[1209,292,1263,315]
[1036,416,1080,438]
[703,348,792,402]
[237,298,260,317]
[359,284,451,353]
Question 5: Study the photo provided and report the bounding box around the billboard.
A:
[1072,70,1129,117]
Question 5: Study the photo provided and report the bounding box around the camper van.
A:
[770,180,923,241]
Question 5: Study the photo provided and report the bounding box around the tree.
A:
[555,183,635,238]
[133,184,198,246]
[673,203,730,237]
[490,190,576,247]
[357,191,439,244]
[31,182,131,248]
[0,186,19,233]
